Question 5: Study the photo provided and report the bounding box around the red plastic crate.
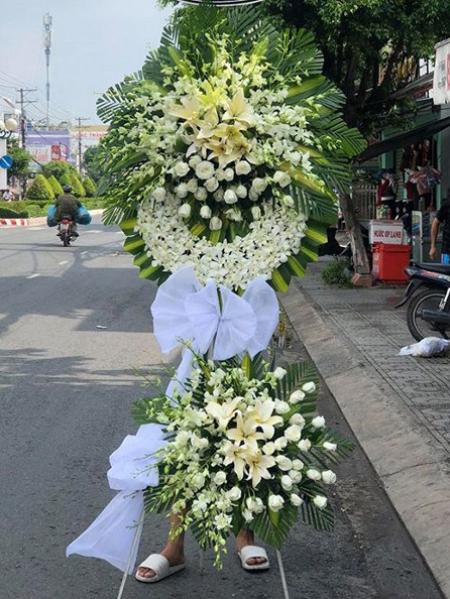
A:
[372,243,410,282]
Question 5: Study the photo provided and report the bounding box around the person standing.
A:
[430,198,450,264]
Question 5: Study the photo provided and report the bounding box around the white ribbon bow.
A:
[66,267,279,574]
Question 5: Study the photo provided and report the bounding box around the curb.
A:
[280,284,450,598]
[1,209,104,228]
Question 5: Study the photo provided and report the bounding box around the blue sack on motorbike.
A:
[76,204,92,225]
[47,204,58,227]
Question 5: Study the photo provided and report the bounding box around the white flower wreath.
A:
[137,195,307,289]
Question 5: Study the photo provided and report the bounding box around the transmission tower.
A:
[43,13,52,127]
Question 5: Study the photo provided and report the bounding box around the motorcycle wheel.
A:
[406,288,449,341]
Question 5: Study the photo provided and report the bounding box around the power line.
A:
[16,88,38,149]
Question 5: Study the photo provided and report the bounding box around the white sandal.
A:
[238,545,270,571]
[135,553,185,583]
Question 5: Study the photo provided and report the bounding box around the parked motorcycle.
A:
[396,262,450,341]
[58,217,75,247]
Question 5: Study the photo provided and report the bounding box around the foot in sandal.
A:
[135,544,185,583]
[236,529,270,571]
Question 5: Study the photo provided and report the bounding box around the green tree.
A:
[26,174,55,201]
[7,140,32,181]
[265,0,450,133]
[83,176,97,197]
[69,172,86,197]
[83,145,104,182]
[47,175,64,197]
[42,160,78,182]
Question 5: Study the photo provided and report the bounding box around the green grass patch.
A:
[321,258,353,288]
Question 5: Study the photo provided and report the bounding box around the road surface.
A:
[0,219,443,599]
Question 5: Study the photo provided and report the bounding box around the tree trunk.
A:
[340,193,372,286]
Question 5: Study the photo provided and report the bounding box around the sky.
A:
[1,0,173,125]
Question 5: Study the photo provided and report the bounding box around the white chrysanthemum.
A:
[174,161,190,177]
[200,205,212,219]
[235,160,251,176]
[195,160,215,180]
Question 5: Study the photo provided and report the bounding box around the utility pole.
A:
[76,117,89,174]
[16,88,37,149]
[43,13,53,127]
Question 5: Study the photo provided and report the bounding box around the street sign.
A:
[0,155,13,169]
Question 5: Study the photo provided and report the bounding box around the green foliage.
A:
[82,176,97,197]
[7,140,32,180]
[69,172,86,197]
[321,257,353,287]
[47,175,64,197]
[25,174,55,202]
[265,0,450,133]
[83,145,104,182]
[42,160,77,182]
[0,206,28,218]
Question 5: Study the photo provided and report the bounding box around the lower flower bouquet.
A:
[132,352,353,567]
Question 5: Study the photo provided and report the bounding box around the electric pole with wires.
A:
[76,116,89,174]
[16,88,37,149]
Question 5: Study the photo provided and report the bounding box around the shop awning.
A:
[357,116,450,162]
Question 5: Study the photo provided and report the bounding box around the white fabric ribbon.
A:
[66,266,279,574]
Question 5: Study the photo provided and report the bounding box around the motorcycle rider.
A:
[430,198,450,264]
[55,185,81,237]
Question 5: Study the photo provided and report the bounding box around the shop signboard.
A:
[369,220,404,245]
[25,128,71,164]
[433,38,450,104]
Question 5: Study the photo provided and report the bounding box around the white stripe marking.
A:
[59,260,69,265]
[27,273,40,279]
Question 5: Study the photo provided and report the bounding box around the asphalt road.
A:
[0,219,443,599]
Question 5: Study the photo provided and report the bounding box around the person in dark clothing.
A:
[55,185,81,237]
[430,199,450,264]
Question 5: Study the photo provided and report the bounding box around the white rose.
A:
[285,425,301,443]
[236,184,247,198]
[313,495,328,510]
[276,456,292,471]
[289,390,305,404]
[281,194,295,208]
[306,468,321,481]
[268,494,285,512]
[195,160,215,180]
[273,367,287,379]
[289,414,305,427]
[311,415,326,429]
[214,471,227,486]
[178,203,191,219]
[152,187,166,202]
[223,168,234,182]
[251,206,261,220]
[214,188,224,202]
[323,441,337,452]
[209,216,222,231]
[289,469,302,484]
[274,400,290,415]
[189,155,202,167]
[262,442,276,455]
[281,475,293,491]
[216,169,225,181]
[205,177,219,193]
[200,205,212,219]
[247,497,264,514]
[186,178,198,193]
[290,493,303,507]
[174,161,190,177]
[273,170,291,188]
[192,473,206,489]
[302,382,316,394]
[224,189,238,204]
[252,177,268,194]
[274,436,288,450]
[175,183,188,198]
[235,160,251,176]
[292,459,304,471]
[194,187,207,201]
[243,509,254,523]
[249,189,259,202]
[298,439,312,452]
[227,486,242,501]
[322,470,337,485]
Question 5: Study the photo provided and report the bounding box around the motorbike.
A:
[58,217,76,247]
[396,262,450,341]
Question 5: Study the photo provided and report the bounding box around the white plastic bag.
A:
[399,337,450,357]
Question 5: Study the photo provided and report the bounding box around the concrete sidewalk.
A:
[281,259,450,598]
